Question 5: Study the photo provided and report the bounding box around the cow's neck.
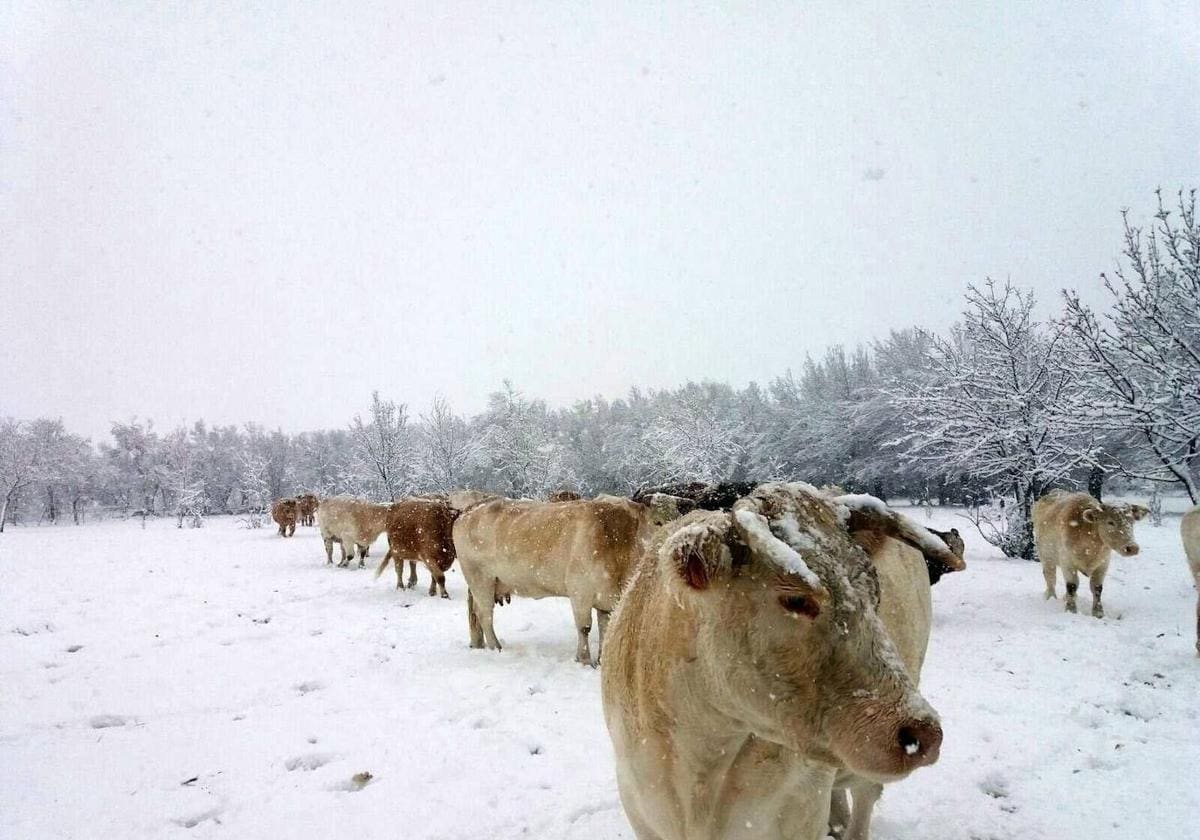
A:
[665,671,836,839]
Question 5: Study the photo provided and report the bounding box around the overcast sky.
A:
[2,2,1197,440]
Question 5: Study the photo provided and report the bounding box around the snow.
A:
[733,508,824,589]
[2,509,1199,839]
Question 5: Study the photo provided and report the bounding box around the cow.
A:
[446,489,496,513]
[924,526,965,584]
[633,480,757,512]
[374,498,459,598]
[453,494,686,665]
[315,496,391,568]
[548,489,582,502]
[827,494,963,840]
[270,498,298,537]
[600,483,945,840]
[1182,505,1200,656]
[1033,490,1149,618]
[296,493,319,527]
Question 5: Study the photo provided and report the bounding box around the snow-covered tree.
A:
[645,382,745,484]
[414,397,477,494]
[237,451,271,528]
[892,280,1096,558]
[477,382,572,497]
[349,392,412,501]
[0,419,40,532]
[1061,189,1200,502]
[162,427,207,528]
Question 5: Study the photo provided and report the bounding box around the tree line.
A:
[2,190,1196,558]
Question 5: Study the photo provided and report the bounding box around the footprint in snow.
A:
[66,645,83,653]
[89,714,132,729]
[295,680,324,695]
[173,807,223,828]
[285,753,336,772]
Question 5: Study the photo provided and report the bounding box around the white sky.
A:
[2,2,1198,440]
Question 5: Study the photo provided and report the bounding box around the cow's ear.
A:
[1129,504,1149,522]
[660,512,733,591]
[1082,507,1100,523]
[951,528,960,536]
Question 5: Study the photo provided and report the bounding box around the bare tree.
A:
[1061,189,1200,502]
[892,280,1095,558]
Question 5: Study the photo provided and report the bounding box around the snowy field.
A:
[1,507,1197,840]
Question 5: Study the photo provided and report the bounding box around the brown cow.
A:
[601,483,943,840]
[1182,505,1200,656]
[315,496,390,568]
[453,494,685,664]
[547,489,582,502]
[270,498,298,537]
[374,498,459,598]
[296,493,319,527]
[1033,490,1149,618]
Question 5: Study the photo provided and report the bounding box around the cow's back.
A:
[455,497,648,605]
[871,538,933,680]
[387,499,457,570]
[1034,491,1100,563]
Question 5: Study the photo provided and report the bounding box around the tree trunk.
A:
[1087,466,1105,500]
[0,495,8,533]
[871,480,887,503]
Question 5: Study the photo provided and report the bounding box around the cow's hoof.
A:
[440,593,450,600]
[469,641,484,650]
[1044,591,1056,600]
[1065,602,1077,614]
[1092,608,1104,619]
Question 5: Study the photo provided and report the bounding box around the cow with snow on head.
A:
[600,483,948,840]
[1033,490,1149,618]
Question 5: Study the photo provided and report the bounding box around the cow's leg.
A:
[288,522,295,537]
[469,576,502,650]
[435,570,449,599]
[1063,566,1079,613]
[596,609,611,662]
[1041,555,1057,599]
[570,595,594,666]
[406,560,419,590]
[338,540,352,567]
[467,589,485,648]
[393,554,405,589]
[844,781,883,840]
[828,788,851,839]
[357,544,368,569]
[1089,563,1108,619]
[323,535,335,565]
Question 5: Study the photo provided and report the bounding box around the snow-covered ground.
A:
[1,508,1197,839]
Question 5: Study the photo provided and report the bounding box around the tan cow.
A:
[1033,490,1148,618]
[601,483,944,840]
[453,494,684,664]
[270,498,298,537]
[316,496,390,568]
[1182,505,1200,656]
[375,498,459,598]
[827,494,963,840]
[296,493,319,527]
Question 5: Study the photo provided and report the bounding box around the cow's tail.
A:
[374,548,393,580]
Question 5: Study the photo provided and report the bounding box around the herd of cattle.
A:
[263,484,1200,840]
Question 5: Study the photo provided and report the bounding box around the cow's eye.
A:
[779,594,820,619]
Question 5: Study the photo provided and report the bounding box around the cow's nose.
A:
[1124,543,1139,556]
[897,716,942,767]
